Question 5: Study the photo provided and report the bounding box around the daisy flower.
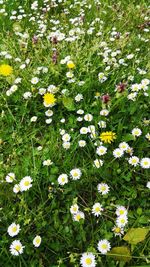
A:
[100,109,109,116]
[100,131,116,144]
[80,252,96,267]
[19,176,33,192]
[116,206,128,217]
[119,142,129,151]
[116,215,128,228]
[92,203,103,217]
[113,148,124,158]
[13,184,20,194]
[73,211,85,222]
[5,172,15,183]
[62,133,71,142]
[70,168,82,180]
[112,226,124,237]
[128,156,139,166]
[97,183,109,195]
[70,204,79,214]
[10,240,24,256]
[97,239,111,254]
[131,128,142,137]
[31,77,39,84]
[140,158,150,169]
[78,140,87,147]
[80,127,89,134]
[7,223,21,237]
[33,235,42,247]
[62,142,71,150]
[96,146,107,156]
[58,174,68,185]
[93,159,104,168]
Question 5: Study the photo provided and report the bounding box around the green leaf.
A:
[123,228,149,245]
[123,134,135,142]
[108,246,132,262]
[62,97,75,111]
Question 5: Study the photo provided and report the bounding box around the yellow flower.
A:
[43,93,56,106]
[67,60,75,69]
[100,131,116,143]
[0,64,13,76]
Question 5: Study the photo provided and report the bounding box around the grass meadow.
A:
[0,0,150,266]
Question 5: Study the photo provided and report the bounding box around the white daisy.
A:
[92,203,103,217]
[78,140,87,147]
[7,223,20,237]
[113,148,124,158]
[140,158,150,169]
[33,235,42,247]
[62,142,71,150]
[10,240,24,256]
[96,146,107,156]
[112,226,124,237]
[128,156,139,166]
[80,252,96,267]
[62,133,71,142]
[84,114,93,122]
[116,215,128,228]
[13,184,20,194]
[73,211,85,222]
[80,127,89,134]
[97,239,111,254]
[5,172,15,183]
[31,77,39,84]
[98,120,106,128]
[58,174,68,185]
[97,183,109,195]
[93,159,104,168]
[70,204,79,214]
[119,142,129,151]
[100,109,109,116]
[70,168,82,180]
[19,176,33,192]
[116,206,128,217]
[131,128,142,137]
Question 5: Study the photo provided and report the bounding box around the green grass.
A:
[0,0,150,266]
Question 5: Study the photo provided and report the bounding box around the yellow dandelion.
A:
[100,131,116,144]
[67,60,75,69]
[43,93,56,106]
[0,64,13,76]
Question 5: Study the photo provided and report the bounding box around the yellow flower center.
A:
[0,64,13,76]
[43,93,56,105]
[114,227,121,233]
[101,186,106,191]
[95,207,100,212]
[85,258,92,265]
[61,177,66,182]
[24,181,30,186]
[35,238,40,244]
[12,226,17,232]
[102,244,107,249]
[76,214,81,220]
[119,210,124,215]
[15,245,21,251]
